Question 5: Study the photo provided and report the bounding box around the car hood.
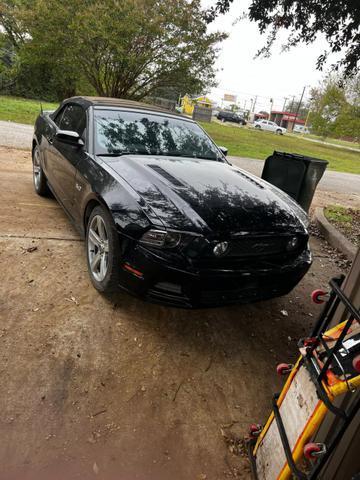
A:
[102,155,308,234]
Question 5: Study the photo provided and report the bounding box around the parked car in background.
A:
[32,96,311,308]
[254,119,286,135]
[216,110,247,125]
[293,124,310,134]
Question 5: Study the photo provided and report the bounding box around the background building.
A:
[270,110,306,130]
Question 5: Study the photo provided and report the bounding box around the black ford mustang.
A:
[33,96,311,307]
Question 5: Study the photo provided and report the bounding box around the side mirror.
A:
[56,129,84,146]
[218,145,228,156]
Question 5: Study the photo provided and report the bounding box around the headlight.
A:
[140,229,181,248]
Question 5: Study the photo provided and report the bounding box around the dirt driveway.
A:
[0,147,350,480]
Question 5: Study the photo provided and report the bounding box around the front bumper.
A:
[117,244,312,308]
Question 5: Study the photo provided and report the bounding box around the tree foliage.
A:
[309,75,360,141]
[0,0,225,101]
[205,0,360,77]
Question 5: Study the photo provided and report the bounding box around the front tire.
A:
[276,129,283,135]
[255,125,261,129]
[86,205,121,293]
[32,145,49,196]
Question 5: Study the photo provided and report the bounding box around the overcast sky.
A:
[205,1,337,111]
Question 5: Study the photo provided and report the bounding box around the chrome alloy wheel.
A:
[33,147,41,189]
[87,215,109,282]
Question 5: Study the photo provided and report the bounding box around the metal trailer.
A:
[247,276,360,480]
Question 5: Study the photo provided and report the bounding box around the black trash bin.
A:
[261,151,328,212]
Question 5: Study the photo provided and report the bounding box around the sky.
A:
[204,0,337,111]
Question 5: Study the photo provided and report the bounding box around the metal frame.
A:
[248,276,360,480]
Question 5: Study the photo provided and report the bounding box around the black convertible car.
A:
[32,96,311,307]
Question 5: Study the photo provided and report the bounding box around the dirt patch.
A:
[0,146,352,480]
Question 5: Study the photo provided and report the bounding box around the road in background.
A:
[0,120,33,149]
[0,121,359,198]
[228,156,360,198]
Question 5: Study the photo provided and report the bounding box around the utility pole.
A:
[282,97,288,111]
[292,86,306,131]
[252,95,257,113]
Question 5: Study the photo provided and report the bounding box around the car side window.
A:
[53,107,66,128]
[58,104,86,136]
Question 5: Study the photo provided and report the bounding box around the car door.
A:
[268,121,277,132]
[49,104,88,218]
[264,121,272,131]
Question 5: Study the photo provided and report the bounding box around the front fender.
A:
[76,157,162,240]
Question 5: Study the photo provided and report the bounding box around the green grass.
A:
[0,95,59,125]
[324,205,353,224]
[305,134,360,150]
[201,122,360,174]
[0,96,359,174]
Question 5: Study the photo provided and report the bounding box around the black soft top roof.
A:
[65,96,179,116]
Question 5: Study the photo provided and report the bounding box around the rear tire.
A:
[32,145,49,196]
[86,205,121,293]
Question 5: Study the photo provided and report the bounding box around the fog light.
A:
[213,241,229,256]
[287,236,300,251]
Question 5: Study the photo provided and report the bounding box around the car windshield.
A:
[94,109,222,160]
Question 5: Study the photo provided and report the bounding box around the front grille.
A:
[191,234,307,270]
[230,235,291,257]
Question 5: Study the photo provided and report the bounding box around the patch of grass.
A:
[324,205,352,224]
[0,95,58,125]
[324,205,360,247]
[201,122,360,174]
[0,96,359,174]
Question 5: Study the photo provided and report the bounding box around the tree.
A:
[309,75,360,141]
[283,98,309,119]
[0,0,225,100]
[205,0,360,77]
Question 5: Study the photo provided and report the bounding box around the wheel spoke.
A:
[91,252,101,271]
[97,217,106,240]
[100,254,107,277]
[89,228,101,247]
[103,240,109,253]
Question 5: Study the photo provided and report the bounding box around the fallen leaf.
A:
[93,462,99,475]
[281,310,288,317]
[65,296,79,306]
